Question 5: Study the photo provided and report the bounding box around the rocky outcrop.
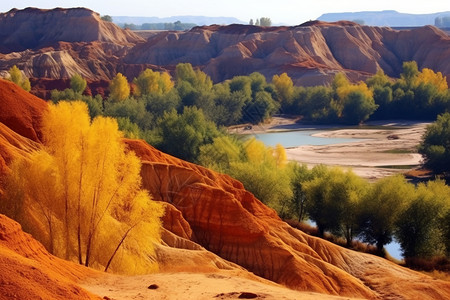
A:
[1,9,449,88]
[125,22,450,85]
[0,7,147,82]
[0,7,142,53]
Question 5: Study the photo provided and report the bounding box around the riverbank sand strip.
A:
[233,118,429,180]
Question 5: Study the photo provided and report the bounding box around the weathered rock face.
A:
[125,22,450,85]
[0,79,450,299]
[1,9,450,89]
[0,79,47,142]
[0,7,142,53]
[0,7,146,82]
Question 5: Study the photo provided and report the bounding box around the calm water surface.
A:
[250,130,367,147]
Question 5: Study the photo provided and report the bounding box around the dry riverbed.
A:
[232,117,429,180]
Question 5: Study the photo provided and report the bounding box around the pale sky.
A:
[0,0,448,25]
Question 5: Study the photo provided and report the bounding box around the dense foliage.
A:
[419,112,450,174]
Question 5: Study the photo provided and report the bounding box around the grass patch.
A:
[422,270,450,281]
[379,165,418,169]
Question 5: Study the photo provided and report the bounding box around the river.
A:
[251,129,404,260]
[250,129,367,147]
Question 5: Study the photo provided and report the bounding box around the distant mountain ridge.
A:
[111,15,245,26]
[318,10,450,27]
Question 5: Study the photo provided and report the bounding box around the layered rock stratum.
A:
[0,79,450,299]
[0,7,449,95]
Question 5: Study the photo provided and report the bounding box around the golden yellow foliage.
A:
[2,101,163,274]
[272,73,294,103]
[244,138,287,168]
[273,144,287,167]
[417,68,448,92]
[244,138,270,164]
[133,69,174,96]
[109,73,130,101]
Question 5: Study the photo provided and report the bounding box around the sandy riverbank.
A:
[232,117,430,180]
[82,270,360,300]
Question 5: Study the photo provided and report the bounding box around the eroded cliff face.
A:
[124,22,450,85]
[0,7,142,52]
[0,7,146,82]
[1,9,449,89]
[0,79,449,299]
[126,138,450,299]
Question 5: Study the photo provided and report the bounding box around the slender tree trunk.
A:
[77,139,85,265]
[104,225,136,272]
[318,224,325,237]
[376,240,385,257]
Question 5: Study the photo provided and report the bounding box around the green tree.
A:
[259,17,272,26]
[303,167,368,244]
[418,113,450,174]
[358,175,414,255]
[7,65,31,91]
[198,135,243,171]
[70,73,87,94]
[395,180,450,259]
[155,107,220,162]
[286,163,315,221]
[399,61,420,89]
[227,138,292,212]
[341,90,378,124]
[101,15,113,22]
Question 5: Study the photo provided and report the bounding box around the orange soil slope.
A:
[0,79,47,142]
[0,214,100,300]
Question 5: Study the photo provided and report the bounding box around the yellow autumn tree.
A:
[7,65,31,91]
[1,101,163,274]
[417,68,448,92]
[272,72,294,105]
[333,73,372,101]
[109,73,130,101]
[133,69,174,96]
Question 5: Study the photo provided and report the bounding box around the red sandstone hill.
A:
[1,7,450,93]
[0,7,147,82]
[1,79,450,299]
[124,22,450,86]
[0,7,142,53]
